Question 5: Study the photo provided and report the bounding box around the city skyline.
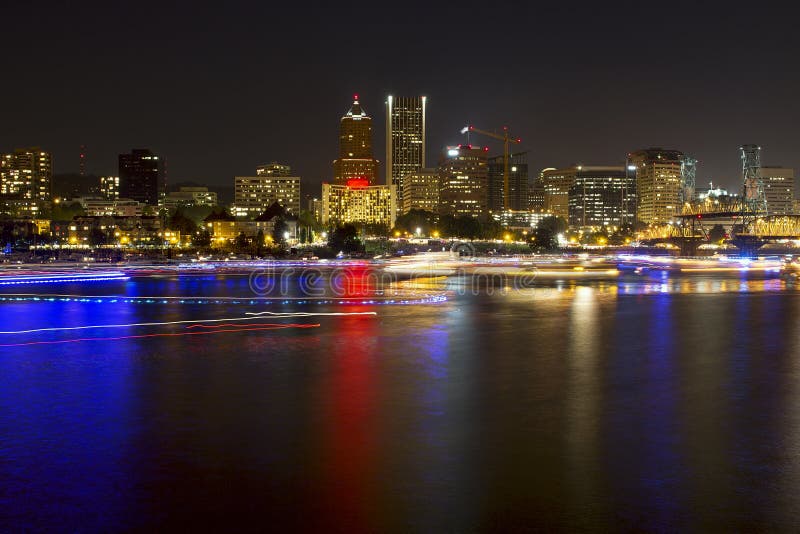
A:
[2,3,799,194]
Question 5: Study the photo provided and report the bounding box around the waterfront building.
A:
[118,149,163,206]
[333,95,379,185]
[386,95,426,207]
[541,167,576,220]
[628,148,684,224]
[0,147,53,215]
[401,168,439,215]
[492,209,554,230]
[758,166,794,215]
[233,175,301,218]
[438,145,489,218]
[488,152,529,213]
[67,215,164,247]
[321,179,396,228]
[567,166,636,229]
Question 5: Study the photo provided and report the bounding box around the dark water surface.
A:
[2,273,800,531]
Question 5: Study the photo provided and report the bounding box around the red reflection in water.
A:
[334,266,380,298]
[318,306,379,531]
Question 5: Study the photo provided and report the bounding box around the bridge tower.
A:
[680,156,697,206]
[740,144,767,215]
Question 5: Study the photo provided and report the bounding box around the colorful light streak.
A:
[0,293,447,306]
[0,272,129,285]
[0,312,376,336]
[0,323,321,348]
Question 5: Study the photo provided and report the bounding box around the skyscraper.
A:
[759,166,794,215]
[385,95,426,207]
[567,166,636,229]
[119,149,163,205]
[629,148,685,225]
[0,147,52,206]
[333,95,379,185]
[488,152,528,212]
[438,145,489,218]
[541,167,577,220]
[401,168,439,215]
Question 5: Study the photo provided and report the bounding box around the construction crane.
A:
[460,125,522,210]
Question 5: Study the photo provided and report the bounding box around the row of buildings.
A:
[2,98,797,241]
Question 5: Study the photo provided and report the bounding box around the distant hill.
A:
[53,173,99,198]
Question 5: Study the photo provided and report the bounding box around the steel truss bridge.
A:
[639,146,800,253]
[642,200,800,241]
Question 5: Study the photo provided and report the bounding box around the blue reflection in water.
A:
[641,293,684,523]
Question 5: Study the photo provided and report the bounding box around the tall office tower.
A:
[628,148,685,225]
[119,149,163,205]
[233,175,301,218]
[438,145,489,218]
[256,162,292,176]
[333,95,379,185]
[529,169,549,211]
[759,166,794,215]
[541,167,577,220]
[401,168,439,215]
[0,147,53,207]
[99,176,120,200]
[488,152,529,212]
[567,166,636,229]
[385,95,426,207]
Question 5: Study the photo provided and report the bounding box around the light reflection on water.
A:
[2,273,800,530]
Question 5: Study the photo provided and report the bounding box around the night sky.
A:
[3,1,799,196]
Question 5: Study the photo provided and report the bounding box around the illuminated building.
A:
[99,176,119,200]
[567,166,636,229]
[256,162,292,176]
[333,95,379,185]
[322,179,396,228]
[438,145,489,218]
[204,210,285,246]
[492,209,554,230]
[541,167,576,220]
[74,197,144,217]
[233,175,301,218]
[165,187,218,208]
[68,215,163,247]
[385,95,426,207]
[307,197,323,221]
[488,152,528,212]
[759,166,794,215]
[118,149,163,206]
[529,170,548,211]
[0,147,53,214]
[628,148,684,224]
[401,168,439,215]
